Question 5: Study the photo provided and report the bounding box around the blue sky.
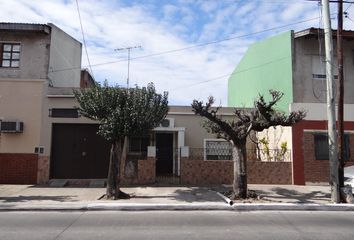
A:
[1,0,353,105]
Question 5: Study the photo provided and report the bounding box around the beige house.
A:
[0,22,239,185]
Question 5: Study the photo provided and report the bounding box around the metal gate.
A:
[50,124,111,179]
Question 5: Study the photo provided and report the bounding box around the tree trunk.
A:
[106,138,130,199]
[232,144,248,199]
[106,140,120,199]
[120,136,128,179]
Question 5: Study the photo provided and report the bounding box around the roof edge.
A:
[294,27,354,39]
[0,22,51,34]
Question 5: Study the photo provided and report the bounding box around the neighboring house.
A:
[228,28,354,185]
[0,22,83,184]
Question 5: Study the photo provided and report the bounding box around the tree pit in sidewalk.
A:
[102,190,131,200]
[223,190,272,203]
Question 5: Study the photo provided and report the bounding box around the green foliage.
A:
[259,137,271,161]
[279,141,288,156]
[192,90,306,146]
[74,82,168,142]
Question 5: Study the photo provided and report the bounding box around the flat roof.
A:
[295,27,354,40]
[0,22,50,34]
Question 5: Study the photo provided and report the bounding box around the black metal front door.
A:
[51,124,111,179]
[156,133,174,175]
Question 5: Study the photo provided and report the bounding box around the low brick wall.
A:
[0,153,38,184]
[303,132,354,183]
[181,158,292,185]
[121,157,156,185]
[181,158,233,185]
[248,161,292,184]
[37,156,49,184]
[138,157,156,184]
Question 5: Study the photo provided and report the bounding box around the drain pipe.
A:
[216,192,234,206]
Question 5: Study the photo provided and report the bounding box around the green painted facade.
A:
[227,31,293,112]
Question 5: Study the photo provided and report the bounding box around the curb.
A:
[1,203,354,212]
[231,203,354,211]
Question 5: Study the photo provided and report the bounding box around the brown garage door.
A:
[51,124,111,179]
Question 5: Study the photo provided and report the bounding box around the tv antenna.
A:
[115,46,142,88]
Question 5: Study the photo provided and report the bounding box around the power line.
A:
[49,16,321,74]
[345,2,353,11]
[169,56,291,92]
[75,0,94,79]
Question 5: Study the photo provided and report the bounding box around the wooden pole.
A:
[337,0,345,192]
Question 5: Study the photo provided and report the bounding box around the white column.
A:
[147,146,156,157]
[177,130,185,176]
[177,130,185,147]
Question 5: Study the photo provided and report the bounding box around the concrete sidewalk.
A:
[0,184,353,211]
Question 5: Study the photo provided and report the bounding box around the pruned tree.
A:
[191,90,305,199]
[74,82,168,199]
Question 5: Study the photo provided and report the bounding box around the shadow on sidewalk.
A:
[0,195,78,203]
[263,187,331,203]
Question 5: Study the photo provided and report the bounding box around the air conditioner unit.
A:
[0,121,24,133]
[159,118,174,128]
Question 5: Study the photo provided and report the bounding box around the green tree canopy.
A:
[74,82,168,199]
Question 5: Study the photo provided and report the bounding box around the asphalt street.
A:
[0,211,354,240]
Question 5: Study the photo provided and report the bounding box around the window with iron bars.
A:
[204,139,232,160]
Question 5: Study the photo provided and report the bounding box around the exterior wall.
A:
[0,29,50,80]
[291,102,354,121]
[0,79,45,153]
[256,126,293,161]
[48,24,82,88]
[180,158,292,185]
[138,157,156,184]
[292,120,354,184]
[120,157,156,185]
[80,70,95,88]
[37,155,50,184]
[38,92,97,182]
[0,153,38,184]
[227,31,293,112]
[303,132,354,184]
[248,161,292,184]
[39,92,96,157]
[181,158,233,185]
[167,106,252,148]
[293,37,354,104]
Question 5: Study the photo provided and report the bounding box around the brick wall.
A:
[181,158,233,185]
[180,158,292,185]
[121,157,156,185]
[37,156,49,184]
[138,157,156,184]
[0,153,38,184]
[303,132,354,183]
[248,161,292,184]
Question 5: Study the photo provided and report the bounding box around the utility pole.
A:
[337,0,345,194]
[115,46,141,88]
[322,0,340,203]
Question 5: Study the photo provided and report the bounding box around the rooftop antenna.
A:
[115,46,142,88]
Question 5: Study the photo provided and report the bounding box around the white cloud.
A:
[0,0,351,106]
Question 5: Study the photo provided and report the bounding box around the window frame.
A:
[314,133,351,161]
[49,108,80,118]
[203,139,233,161]
[128,135,150,155]
[0,42,21,68]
